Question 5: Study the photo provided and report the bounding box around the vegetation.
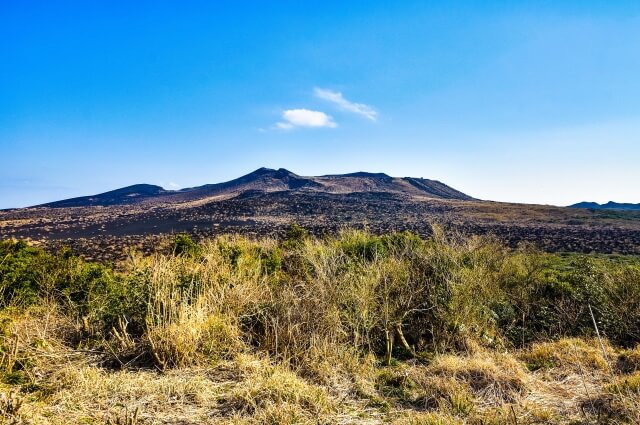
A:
[0,227,638,423]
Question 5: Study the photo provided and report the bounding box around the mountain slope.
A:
[36,168,474,208]
[171,168,323,202]
[41,184,168,208]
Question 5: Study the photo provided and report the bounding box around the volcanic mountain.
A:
[3,167,640,260]
[38,168,475,208]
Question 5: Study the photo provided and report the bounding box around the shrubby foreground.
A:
[0,227,639,423]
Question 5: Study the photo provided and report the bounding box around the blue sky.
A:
[1,1,640,208]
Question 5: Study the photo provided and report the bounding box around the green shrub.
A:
[1,229,639,369]
[0,240,50,306]
[171,233,201,257]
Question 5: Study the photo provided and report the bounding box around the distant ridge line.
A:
[35,167,475,208]
[569,201,640,210]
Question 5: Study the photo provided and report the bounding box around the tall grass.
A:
[1,228,640,422]
[2,227,639,371]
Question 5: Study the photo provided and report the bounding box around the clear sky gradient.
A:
[2,1,639,208]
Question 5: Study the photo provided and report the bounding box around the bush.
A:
[0,240,51,306]
[1,228,639,370]
[171,233,201,257]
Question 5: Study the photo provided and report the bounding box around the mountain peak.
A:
[35,169,474,208]
[247,167,296,178]
[336,172,392,179]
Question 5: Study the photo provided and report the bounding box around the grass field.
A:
[1,226,639,424]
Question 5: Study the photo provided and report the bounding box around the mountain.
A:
[5,168,640,260]
[569,201,640,211]
[38,168,474,208]
[41,184,168,208]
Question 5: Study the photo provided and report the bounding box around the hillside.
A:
[37,167,475,208]
[1,168,640,262]
[39,184,168,208]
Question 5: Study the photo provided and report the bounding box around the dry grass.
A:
[2,308,640,424]
[519,338,614,374]
[376,350,528,421]
[390,411,464,425]
[1,233,639,424]
[617,345,640,374]
[428,351,528,406]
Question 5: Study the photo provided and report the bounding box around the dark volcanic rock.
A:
[29,168,474,209]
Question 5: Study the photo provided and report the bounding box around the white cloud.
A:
[314,88,378,121]
[275,108,337,130]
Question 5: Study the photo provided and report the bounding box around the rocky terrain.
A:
[36,167,474,208]
[2,168,640,261]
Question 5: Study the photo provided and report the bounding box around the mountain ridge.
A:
[38,184,169,208]
[569,201,640,210]
[36,167,474,208]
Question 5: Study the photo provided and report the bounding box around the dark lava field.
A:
[2,189,640,262]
